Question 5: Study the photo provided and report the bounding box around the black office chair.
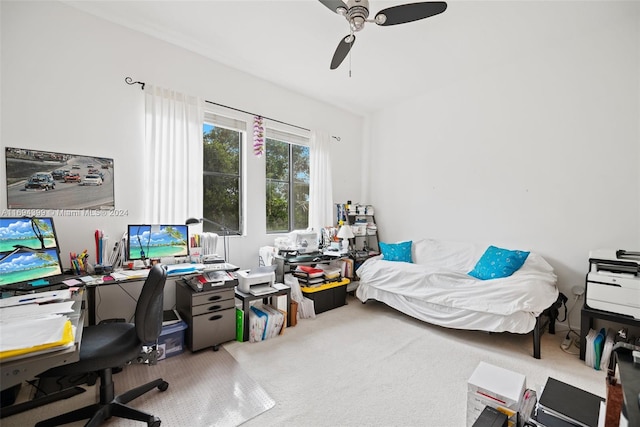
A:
[36,264,169,427]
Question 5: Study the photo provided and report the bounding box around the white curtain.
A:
[143,86,203,224]
[308,130,334,233]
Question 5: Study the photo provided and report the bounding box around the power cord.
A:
[561,287,585,355]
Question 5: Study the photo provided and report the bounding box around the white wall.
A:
[0,1,364,271]
[367,2,640,330]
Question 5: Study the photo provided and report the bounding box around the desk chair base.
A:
[35,368,168,427]
[0,386,85,419]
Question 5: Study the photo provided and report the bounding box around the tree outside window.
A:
[266,138,309,233]
[203,123,242,234]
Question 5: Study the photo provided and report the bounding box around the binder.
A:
[593,328,606,370]
[599,329,615,371]
[235,307,244,342]
[259,305,284,339]
[585,328,597,368]
[249,306,267,342]
[537,377,603,427]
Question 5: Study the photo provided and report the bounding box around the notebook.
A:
[537,377,603,427]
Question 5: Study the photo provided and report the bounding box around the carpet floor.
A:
[3,294,605,426]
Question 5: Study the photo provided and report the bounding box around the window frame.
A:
[202,109,246,235]
[265,126,310,234]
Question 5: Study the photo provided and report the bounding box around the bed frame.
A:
[532,305,558,359]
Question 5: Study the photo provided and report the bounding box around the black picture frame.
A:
[5,147,115,210]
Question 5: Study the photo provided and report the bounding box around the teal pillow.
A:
[468,245,530,280]
[379,241,413,263]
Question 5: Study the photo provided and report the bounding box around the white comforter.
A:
[355,239,559,333]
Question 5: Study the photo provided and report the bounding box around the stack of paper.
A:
[585,328,612,370]
[294,265,324,286]
[0,298,76,359]
[315,264,341,282]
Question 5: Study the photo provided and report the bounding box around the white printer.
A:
[237,266,277,296]
[586,249,640,319]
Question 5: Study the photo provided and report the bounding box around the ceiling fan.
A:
[319,0,447,70]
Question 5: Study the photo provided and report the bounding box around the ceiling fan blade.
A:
[330,34,356,70]
[375,2,447,26]
[318,0,348,14]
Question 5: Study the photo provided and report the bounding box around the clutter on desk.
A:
[186,269,235,292]
[0,289,78,359]
[70,250,89,275]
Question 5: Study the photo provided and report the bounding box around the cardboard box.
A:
[467,362,525,427]
[157,320,187,360]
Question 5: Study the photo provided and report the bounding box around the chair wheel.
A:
[158,381,169,392]
[213,345,220,352]
[149,417,161,427]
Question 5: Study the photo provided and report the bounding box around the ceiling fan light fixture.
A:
[337,6,348,16]
[350,16,365,31]
[374,13,386,25]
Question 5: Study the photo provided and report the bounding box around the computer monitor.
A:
[127,224,189,260]
[0,248,64,290]
[0,217,64,291]
[0,217,60,253]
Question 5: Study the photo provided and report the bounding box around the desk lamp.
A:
[337,225,354,254]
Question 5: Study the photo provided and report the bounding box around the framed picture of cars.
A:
[5,147,115,210]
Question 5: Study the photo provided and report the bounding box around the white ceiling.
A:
[61,0,584,116]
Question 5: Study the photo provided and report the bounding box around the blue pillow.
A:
[468,245,530,280]
[379,241,413,263]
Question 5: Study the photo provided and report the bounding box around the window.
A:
[202,112,245,234]
[266,129,310,233]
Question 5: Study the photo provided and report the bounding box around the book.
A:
[294,265,324,278]
[249,305,268,342]
[537,377,603,427]
[535,408,579,427]
[593,328,606,370]
[599,329,615,371]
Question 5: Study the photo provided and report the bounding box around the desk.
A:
[1,289,85,390]
[235,284,292,342]
[580,304,640,360]
[611,348,640,426]
[0,289,85,417]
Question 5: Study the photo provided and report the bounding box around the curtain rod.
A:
[125,77,341,142]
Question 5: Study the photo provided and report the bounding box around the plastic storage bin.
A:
[157,320,187,360]
[300,278,350,314]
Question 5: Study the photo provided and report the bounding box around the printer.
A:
[586,249,640,319]
[237,266,276,296]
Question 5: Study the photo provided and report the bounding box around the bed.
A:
[355,238,559,358]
